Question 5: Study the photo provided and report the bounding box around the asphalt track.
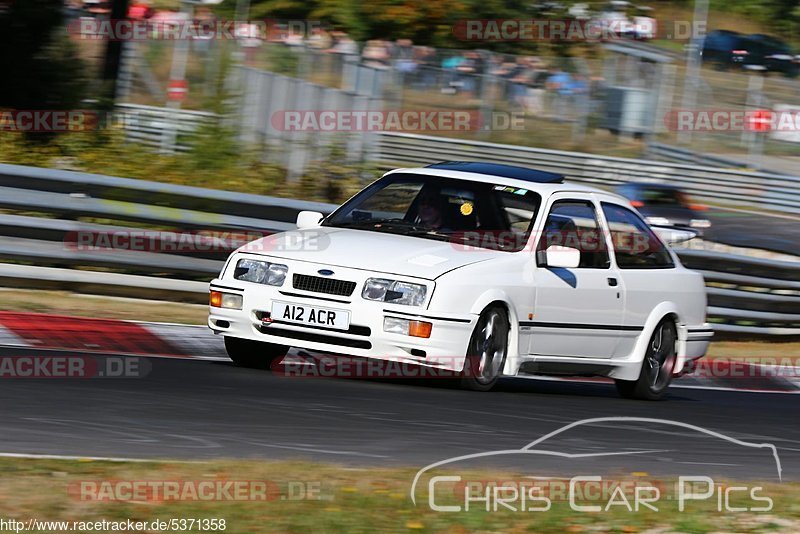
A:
[0,346,797,482]
[707,208,800,256]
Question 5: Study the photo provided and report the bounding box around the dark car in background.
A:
[702,30,798,77]
[748,34,799,76]
[616,183,711,236]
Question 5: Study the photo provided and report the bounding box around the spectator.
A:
[327,31,358,56]
[523,57,549,115]
[282,28,305,48]
[307,26,332,51]
[546,67,574,121]
[394,39,416,76]
[507,56,530,107]
[362,40,391,69]
[413,46,437,89]
[456,51,484,96]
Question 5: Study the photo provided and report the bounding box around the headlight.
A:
[233,259,288,286]
[646,216,671,226]
[209,291,243,309]
[690,219,711,229]
[362,278,427,306]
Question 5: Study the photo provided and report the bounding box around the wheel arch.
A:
[615,302,682,381]
[468,291,521,376]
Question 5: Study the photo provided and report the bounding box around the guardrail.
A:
[115,103,219,153]
[676,250,800,335]
[0,163,797,336]
[645,142,753,170]
[374,132,800,215]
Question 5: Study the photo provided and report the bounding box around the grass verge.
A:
[0,458,797,533]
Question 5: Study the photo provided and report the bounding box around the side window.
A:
[601,202,675,269]
[537,200,610,269]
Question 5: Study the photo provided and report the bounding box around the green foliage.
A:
[242,0,800,49]
[295,143,376,203]
[0,124,374,205]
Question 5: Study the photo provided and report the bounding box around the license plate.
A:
[270,301,351,331]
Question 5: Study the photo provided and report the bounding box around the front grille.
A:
[292,274,357,296]
[257,325,372,349]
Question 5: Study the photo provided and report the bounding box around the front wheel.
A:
[615,320,677,400]
[460,307,510,392]
[224,337,288,370]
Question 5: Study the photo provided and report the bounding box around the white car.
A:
[208,162,712,400]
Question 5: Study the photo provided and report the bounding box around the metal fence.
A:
[236,67,381,178]
[116,103,219,153]
[108,33,800,176]
[0,163,797,336]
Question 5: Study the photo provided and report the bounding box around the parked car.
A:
[702,30,798,77]
[616,183,711,237]
[209,163,712,400]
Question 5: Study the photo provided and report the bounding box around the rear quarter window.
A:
[601,202,675,269]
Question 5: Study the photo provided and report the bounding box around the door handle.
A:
[607,277,618,287]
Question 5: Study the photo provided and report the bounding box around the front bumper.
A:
[207,268,476,372]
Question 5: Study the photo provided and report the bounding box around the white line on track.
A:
[0,452,201,463]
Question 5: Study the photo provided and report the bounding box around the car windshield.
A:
[323,173,542,252]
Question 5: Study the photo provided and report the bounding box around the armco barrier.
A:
[0,163,797,335]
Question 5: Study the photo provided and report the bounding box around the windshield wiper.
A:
[333,219,472,242]
[333,218,426,232]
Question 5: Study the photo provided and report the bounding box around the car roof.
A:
[384,165,628,202]
[426,161,564,184]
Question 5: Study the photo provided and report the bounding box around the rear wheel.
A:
[615,320,677,400]
[224,337,288,370]
[460,307,509,392]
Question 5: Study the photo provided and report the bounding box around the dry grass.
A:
[707,340,800,364]
[0,457,797,533]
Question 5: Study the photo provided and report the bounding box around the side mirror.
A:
[540,245,581,269]
[296,210,324,230]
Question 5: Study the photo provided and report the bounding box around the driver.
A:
[415,189,444,229]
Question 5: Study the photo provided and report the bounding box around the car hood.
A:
[239,226,502,279]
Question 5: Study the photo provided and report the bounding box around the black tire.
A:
[460,306,510,392]
[615,320,677,400]
[224,337,288,370]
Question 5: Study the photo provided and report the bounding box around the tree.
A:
[0,0,87,114]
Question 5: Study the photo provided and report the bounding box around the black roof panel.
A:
[426,161,564,184]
